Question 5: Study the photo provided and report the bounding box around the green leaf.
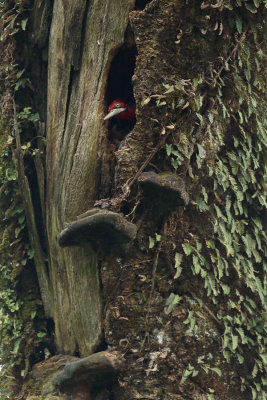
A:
[193,255,201,274]
[149,236,155,249]
[182,243,193,256]
[210,367,222,377]
[31,311,36,319]
[171,157,179,170]
[223,349,231,363]
[236,16,242,34]
[18,214,25,224]
[155,233,161,242]
[13,338,22,353]
[232,334,238,351]
[252,362,258,378]
[16,68,25,78]
[174,252,183,279]
[208,112,214,123]
[37,332,46,338]
[184,310,193,325]
[237,353,244,364]
[259,354,267,365]
[21,18,28,31]
[27,248,35,259]
[196,113,204,124]
[15,226,22,238]
[166,143,172,156]
[251,387,257,400]
[201,364,209,374]
[195,311,205,319]
[245,3,257,12]
[141,97,151,106]
[165,293,182,314]
[236,327,247,344]
[180,367,193,384]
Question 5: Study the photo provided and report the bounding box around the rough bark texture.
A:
[45,0,134,355]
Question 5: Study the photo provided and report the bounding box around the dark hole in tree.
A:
[106,44,136,108]
[100,33,137,199]
[135,0,152,11]
[105,41,137,140]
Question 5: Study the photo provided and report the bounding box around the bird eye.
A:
[115,103,121,108]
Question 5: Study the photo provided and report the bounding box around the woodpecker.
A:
[104,99,136,121]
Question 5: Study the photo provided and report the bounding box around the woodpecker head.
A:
[104,99,136,121]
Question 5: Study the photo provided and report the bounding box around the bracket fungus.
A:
[138,171,189,214]
[52,351,124,399]
[57,208,137,253]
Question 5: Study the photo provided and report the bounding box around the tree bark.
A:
[45,0,134,355]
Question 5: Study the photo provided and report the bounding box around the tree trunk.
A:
[45,0,134,355]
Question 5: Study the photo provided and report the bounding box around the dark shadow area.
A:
[100,35,137,198]
[135,0,152,11]
[105,39,137,143]
[105,43,137,108]
[24,150,47,256]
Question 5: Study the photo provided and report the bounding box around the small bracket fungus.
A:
[138,171,189,214]
[52,351,124,399]
[57,208,137,253]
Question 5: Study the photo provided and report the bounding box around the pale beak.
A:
[103,107,126,121]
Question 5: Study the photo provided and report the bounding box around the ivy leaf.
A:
[182,243,193,256]
[245,3,257,12]
[196,113,204,124]
[149,236,155,249]
[236,327,247,344]
[232,334,238,351]
[193,255,201,274]
[16,68,25,79]
[141,97,151,106]
[27,248,35,259]
[31,311,36,320]
[180,367,193,384]
[210,367,222,376]
[13,338,22,353]
[155,233,161,242]
[192,369,199,377]
[208,112,214,123]
[174,252,183,278]
[237,353,244,364]
[21,18,28,31]
[236,16,242,34]
[259,354,267,365]
[165,293,182,314]
[37,332,46,338]
[166,143,172,156]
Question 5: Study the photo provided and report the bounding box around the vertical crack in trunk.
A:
[61,65,75,147]
[78,0,91,68]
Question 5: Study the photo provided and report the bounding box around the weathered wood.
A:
[45,0,134,354]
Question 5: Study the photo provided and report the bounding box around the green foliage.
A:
[0,1,48,397]
[148,233,161,249]
[162,1,266,397]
